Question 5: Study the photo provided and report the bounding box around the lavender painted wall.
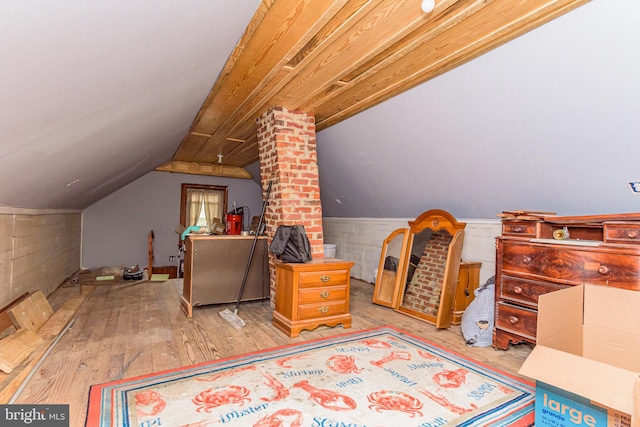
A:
[82,171,263,269]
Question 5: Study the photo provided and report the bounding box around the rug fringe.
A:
[219,309,245,330]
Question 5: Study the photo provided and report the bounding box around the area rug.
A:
[86,326,534,427]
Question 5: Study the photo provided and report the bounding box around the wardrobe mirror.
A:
[395,209,466,329]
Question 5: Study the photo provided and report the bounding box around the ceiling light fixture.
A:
[421,0,435,13]
[217,154,224,164]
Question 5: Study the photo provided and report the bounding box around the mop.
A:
[220,181,272,329]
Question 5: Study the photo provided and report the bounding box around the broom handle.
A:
[234,180,272,312]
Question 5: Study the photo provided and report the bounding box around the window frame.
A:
[180,183,228,231]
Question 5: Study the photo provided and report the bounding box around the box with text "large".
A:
[519,284,638,427]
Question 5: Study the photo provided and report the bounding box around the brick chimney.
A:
[256,106,324,300]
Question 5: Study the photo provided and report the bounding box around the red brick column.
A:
[256,106,324,301]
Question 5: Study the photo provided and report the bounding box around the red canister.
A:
[225,214,242,235]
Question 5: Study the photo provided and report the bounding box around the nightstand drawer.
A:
[273,259,353,337]
[298,270,348,288]
[605,223,640,245]
[298,301,347,320]
[299,286,347,304]
[495,302,537,341]
[500,275,569,308]
[502,221,537,238]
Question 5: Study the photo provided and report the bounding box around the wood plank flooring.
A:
[13,276,533,426]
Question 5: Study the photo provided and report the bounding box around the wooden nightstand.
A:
[451,260,482,325]
[272,258,354,337]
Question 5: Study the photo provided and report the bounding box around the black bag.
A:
[270,225,312,263]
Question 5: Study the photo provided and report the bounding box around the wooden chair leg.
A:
[148,231,154,280]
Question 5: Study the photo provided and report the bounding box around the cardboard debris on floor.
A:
[7,291,54,332]
[0,285,92,401]
[0,291,54,374]
[519,284,637,427]
[0,328,43,374]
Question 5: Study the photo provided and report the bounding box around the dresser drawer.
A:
[502,221,537,238]
[299,285,347,304]
[502,241,640,289]
[298,301,347,320]
[298,269,348,288]
[495,302,537,341]
[605,223,640,245]
[499,275,570,308]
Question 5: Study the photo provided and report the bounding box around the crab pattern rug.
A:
[86,326,534,427]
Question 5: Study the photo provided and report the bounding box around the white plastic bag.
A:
[461,276,495,347]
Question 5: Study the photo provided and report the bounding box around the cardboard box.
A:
[519,284,639,427]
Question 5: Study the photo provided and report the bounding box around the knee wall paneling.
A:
[322,217,500,285]
[0,212,81,307]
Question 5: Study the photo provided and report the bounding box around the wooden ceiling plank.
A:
[307,0,496,115]
[303,0,492,115]
[181,0,348,163]
[197,0,430,162]
[340,0,490,83]
[315,0,589,129]
[192,0,377,162]
[272,0,431,109]
[249,0,481,119]
[308,0,495,123]
[224,140,261,167]
[172,134,211,161]
[189,0,274,129]
[190,0,348,136]
[287,0,370,69]
[189,68,290,162]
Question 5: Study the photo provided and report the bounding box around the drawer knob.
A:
[514,286,523,294]
[509,316,519,324]
[598,265,610,275]
[513,226,523,233]
[628,231,638,239]
[318,306,329,314]
[320,275,331,283]
[522,256,532,265]
[319,291,330,299]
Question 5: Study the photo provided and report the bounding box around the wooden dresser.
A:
[273,258,354,337]
[494,212,640,350]
[180,235,268,318]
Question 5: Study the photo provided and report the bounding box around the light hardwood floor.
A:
[13,275,533,426]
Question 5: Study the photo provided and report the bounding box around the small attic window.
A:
[180,184,228,232]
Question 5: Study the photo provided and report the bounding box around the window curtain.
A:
[187,190,204,227]
[203,191,222,230]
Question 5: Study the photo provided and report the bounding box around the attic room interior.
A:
[1,0,640,426]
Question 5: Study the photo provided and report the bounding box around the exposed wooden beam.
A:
[155,161,253,179]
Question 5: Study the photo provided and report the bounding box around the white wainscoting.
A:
[322,217,501,286]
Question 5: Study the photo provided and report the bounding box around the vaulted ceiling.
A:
[3,0,639,218]
[160,0,589,177]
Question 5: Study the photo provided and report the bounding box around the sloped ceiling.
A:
[318,0,640,218]
[0,1,262,209]
[1,0,639,219]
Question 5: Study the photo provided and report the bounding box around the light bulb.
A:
[421,0,435,13]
